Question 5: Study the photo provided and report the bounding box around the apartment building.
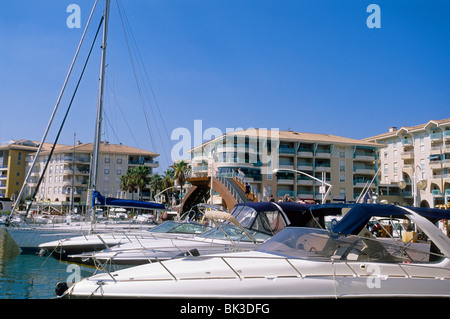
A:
[364,118,450,208]
[188,129,382,203]
[0,140,51,200]
[25,141,159,211]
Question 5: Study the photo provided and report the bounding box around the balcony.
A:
[297,162,313,171]
[401,138,413,146]
[315,162,331,172]
[401,151,414,160]
[430,132,443,141]
[315,149,331,158]
[353,164,376,175]
[279,147,296,155]
[354,152,375,161]
[298,148,313,157]
[297,176,314,186]
[444,130,450,140]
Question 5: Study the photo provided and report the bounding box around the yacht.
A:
[62,202,322,268]
[59,204,450,298]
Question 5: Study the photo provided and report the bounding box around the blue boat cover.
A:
[330,203,450,235]
[92,191,165,210]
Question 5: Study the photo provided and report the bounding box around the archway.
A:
[419,200,430,208]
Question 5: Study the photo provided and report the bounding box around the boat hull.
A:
[63,252,450,299]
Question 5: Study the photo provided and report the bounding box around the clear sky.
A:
[1,0,449,172]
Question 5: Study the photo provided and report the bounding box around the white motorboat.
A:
[64,202,335,269]
[60,204,450,298]
[6,219,155,254]
[6,191,165,254]
[38,220,211,260]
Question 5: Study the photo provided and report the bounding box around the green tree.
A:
[120,170,136,199]
[173,160,188,202]
[149,173,162,200]
[120,165,151,200]
[132,165,151,200]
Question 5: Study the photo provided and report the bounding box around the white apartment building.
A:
[364,118,450,208]
[188,129,382,203]
[25,141,159,211]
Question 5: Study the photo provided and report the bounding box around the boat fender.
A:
[177,248,200,257]
[37,248,49,257]
[55,281,69,297]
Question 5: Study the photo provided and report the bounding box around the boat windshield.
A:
[258,227,445,263]
[228,205,286,235]
[200,224,271,242]
[149,221,210,234]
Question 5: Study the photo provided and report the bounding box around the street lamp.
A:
[398,164,426,207]
[273,168,333,204]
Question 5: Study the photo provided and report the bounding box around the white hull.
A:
[65,251,450,298]
[6,222,153,253]
[63,206,450,299]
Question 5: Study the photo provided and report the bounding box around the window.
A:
[104,167,109,174]
[384,163,388,174]
[105,157,110,163]
[393,162,398,173]
[339,160,345,172]
[117,156,122,164]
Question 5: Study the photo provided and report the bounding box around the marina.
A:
[0,0,449,305]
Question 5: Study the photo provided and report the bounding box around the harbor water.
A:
[0,226,88,299]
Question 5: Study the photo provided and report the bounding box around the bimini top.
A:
[331,203,450,235]
[233,201,312,213]
[92,191,165,210]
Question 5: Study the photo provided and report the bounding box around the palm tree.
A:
[120,165,151,200]
[173,160,188,203]
[132,165,151,201]
[149,173,162,200]
[120,170,137,199]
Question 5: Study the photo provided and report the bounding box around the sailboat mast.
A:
[89,0,110,200]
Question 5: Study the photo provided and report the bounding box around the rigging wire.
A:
[25,16,105,215]
[114,0,173,170]
[8,0,100,217]
[104,78,140,147]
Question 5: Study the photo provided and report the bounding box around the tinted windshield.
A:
[150,221,209,234]
[200,225,271,242]
[258,227,443,263]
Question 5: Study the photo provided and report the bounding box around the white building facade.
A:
[25,141,159,212]
[364,118,450,208]
[188,129,382,203]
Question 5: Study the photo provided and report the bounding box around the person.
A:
[269,195,274,202]
[245,183,251,199]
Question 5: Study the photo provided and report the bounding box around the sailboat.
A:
[6,0,165,253]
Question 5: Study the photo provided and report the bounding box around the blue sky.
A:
[1,0,449,172]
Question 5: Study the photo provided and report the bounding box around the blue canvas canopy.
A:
[92,191,165,210]
[330,203,450,235]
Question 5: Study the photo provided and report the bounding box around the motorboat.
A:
[6,193,165,254]
[64,202,328,269]
[38,220,211,260]
[59,204,450,298]
[39,203,226,260]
